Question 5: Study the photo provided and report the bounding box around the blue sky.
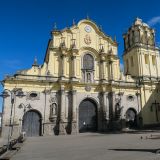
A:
[0,0,160,111]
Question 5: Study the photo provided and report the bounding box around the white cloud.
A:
[148,16,160,26]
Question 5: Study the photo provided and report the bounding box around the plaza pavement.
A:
[11,132,160,160]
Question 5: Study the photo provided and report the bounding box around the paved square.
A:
[12,132,160,160]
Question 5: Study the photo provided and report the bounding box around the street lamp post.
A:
[0,89,25,150]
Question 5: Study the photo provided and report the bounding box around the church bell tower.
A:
[123,18,160,80]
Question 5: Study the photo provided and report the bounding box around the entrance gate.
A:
[22,110,41,137]
[126,108,137,128]
[79,99,97,132]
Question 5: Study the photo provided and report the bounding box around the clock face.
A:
[85,25,91,33]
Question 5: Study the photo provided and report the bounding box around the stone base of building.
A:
[11,125,20,139]
[71,121,78,134]
[102,120,109,132]
[59,122,67,135]
[43,123,57,136]
[108,120,123,131]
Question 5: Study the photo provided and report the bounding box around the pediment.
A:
[77,19,100,33]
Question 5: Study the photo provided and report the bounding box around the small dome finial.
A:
[86,13,90,20]
[54,22,57,30]
[32,56,38,66]
[134,17,142,25]
[73,19,76,26]
[114,35,117,42]
[99,25,102,31]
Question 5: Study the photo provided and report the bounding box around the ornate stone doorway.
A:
[22,110,42,137]
[79,99,97,132]
[125,108,137,128]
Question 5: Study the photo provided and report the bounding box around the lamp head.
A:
[0,91,10,98]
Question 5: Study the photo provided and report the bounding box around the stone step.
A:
[0,142,24,160]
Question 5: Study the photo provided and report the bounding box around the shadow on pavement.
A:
[109,148,160,153]
[83,130,160,135]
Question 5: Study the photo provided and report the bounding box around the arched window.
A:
[82,53,94,83]
[83,54,94,70]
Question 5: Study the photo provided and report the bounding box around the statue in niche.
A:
[50,103,57,116]
[49,103,57,122]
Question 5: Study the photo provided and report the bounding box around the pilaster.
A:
[136,92,143,128]
[101,92,109,131]
[60,54,66,78]
[71,56,77,81]
[99,52,106,82]
[109,60,113,81]
[100,60,106,82]
[71,90,78,134]
[70,46,78,81]
[59,89,67,135]
[110,91,116,121]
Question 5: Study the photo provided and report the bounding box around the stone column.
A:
[105,62,108,80]
[71,90,77,134]
[60,55,65,78]
[105,93,110,121]
[71,56,76,80]
[100,61,104,80]
[102,62,106,80]
[100,55,106,81]
[136,92,143,128]
[110,92,115,120]
[109,60,113,80]
[155,55,159,78]
[102,92,109,131]
[59,89,66,135]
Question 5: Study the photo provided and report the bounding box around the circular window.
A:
[127,95,134,101]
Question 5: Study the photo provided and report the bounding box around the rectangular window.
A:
[145,54,149,64]
[152,56,156,66]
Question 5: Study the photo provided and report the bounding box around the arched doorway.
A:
[125,108,137,128]
[22,110,42,137]
[79,99,97,132]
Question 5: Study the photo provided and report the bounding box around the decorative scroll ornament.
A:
[49,97,57,104]
[84,34,91,45]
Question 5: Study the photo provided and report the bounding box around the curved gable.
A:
[77,19,100,33]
